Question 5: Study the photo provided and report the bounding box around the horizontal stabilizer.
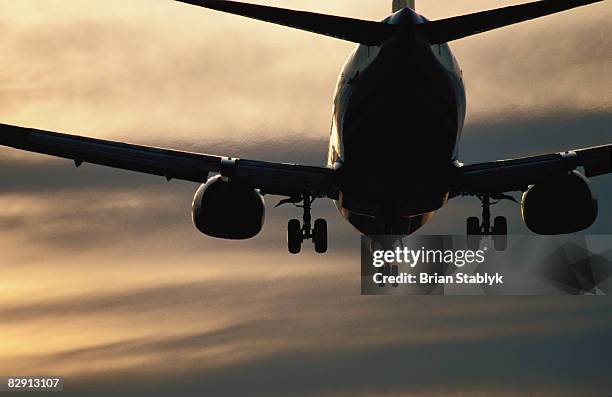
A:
[417,0,603,44]
[175,0,398,45]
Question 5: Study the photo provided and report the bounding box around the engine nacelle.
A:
[192,175,265,239]
[521,171,597,235]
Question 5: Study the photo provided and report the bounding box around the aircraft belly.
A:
[333,41,463,235]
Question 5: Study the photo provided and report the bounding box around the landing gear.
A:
[313,219,328,254]
[466,194,508,251]
[287,219,302,254]
[466,217,480,235]
[283,194,328,254]
[466,216,481,250]
[492,216,508,251]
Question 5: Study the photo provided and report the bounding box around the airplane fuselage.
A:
[328,8,467,235]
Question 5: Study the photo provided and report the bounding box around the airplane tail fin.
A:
[392,0,415,12]
[417,0,602,44]
[177,0,602,46]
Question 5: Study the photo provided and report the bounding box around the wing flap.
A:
[234,159,337,198]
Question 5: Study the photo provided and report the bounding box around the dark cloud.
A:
[71,328,610,397]
[4,291,612,396]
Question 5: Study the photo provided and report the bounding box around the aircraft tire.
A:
[288,219,302,254]
[466,217,480,235]
[493,216,508,236]
[493,216,508,251]
[313,218,328,254]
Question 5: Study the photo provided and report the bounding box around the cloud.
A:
[0,2,612,396]
[456,12,612,120]
[0,1,609,142]
[2,274,611,395]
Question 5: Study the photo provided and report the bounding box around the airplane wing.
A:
[0,123,338,199]
[452,145,612,197]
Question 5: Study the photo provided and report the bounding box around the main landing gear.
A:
[466,194,509,251]
[280,194,327,254]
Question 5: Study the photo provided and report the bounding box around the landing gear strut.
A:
[284,194,327,254]
[466,194,508,251]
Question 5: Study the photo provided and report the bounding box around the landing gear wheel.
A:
[493,216,508,251]
[493,216,508,235]
[466,194,515,251]
[281,194,327,254]
[313,218,328,254]
[466,217,480,235]
[466,217,481,250]
[287,219,302,254]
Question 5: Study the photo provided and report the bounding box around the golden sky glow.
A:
[0,0,609,141]
[0,1,611,395]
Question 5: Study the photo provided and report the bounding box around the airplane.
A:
[0,0,609,254]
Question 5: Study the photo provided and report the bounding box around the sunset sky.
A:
[0,0,611,395]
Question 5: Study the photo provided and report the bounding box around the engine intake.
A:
[192,175,265,239]
[521,171,597,235]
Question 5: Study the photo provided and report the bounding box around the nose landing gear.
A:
[466,194,509,251]
[281,194,328,254]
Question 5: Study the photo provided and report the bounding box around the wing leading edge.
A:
[0,123,338,199]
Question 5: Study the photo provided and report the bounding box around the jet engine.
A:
[521,170,597,235]
[192,175,265,239]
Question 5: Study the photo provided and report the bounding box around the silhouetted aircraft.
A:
[0,0,608,253]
